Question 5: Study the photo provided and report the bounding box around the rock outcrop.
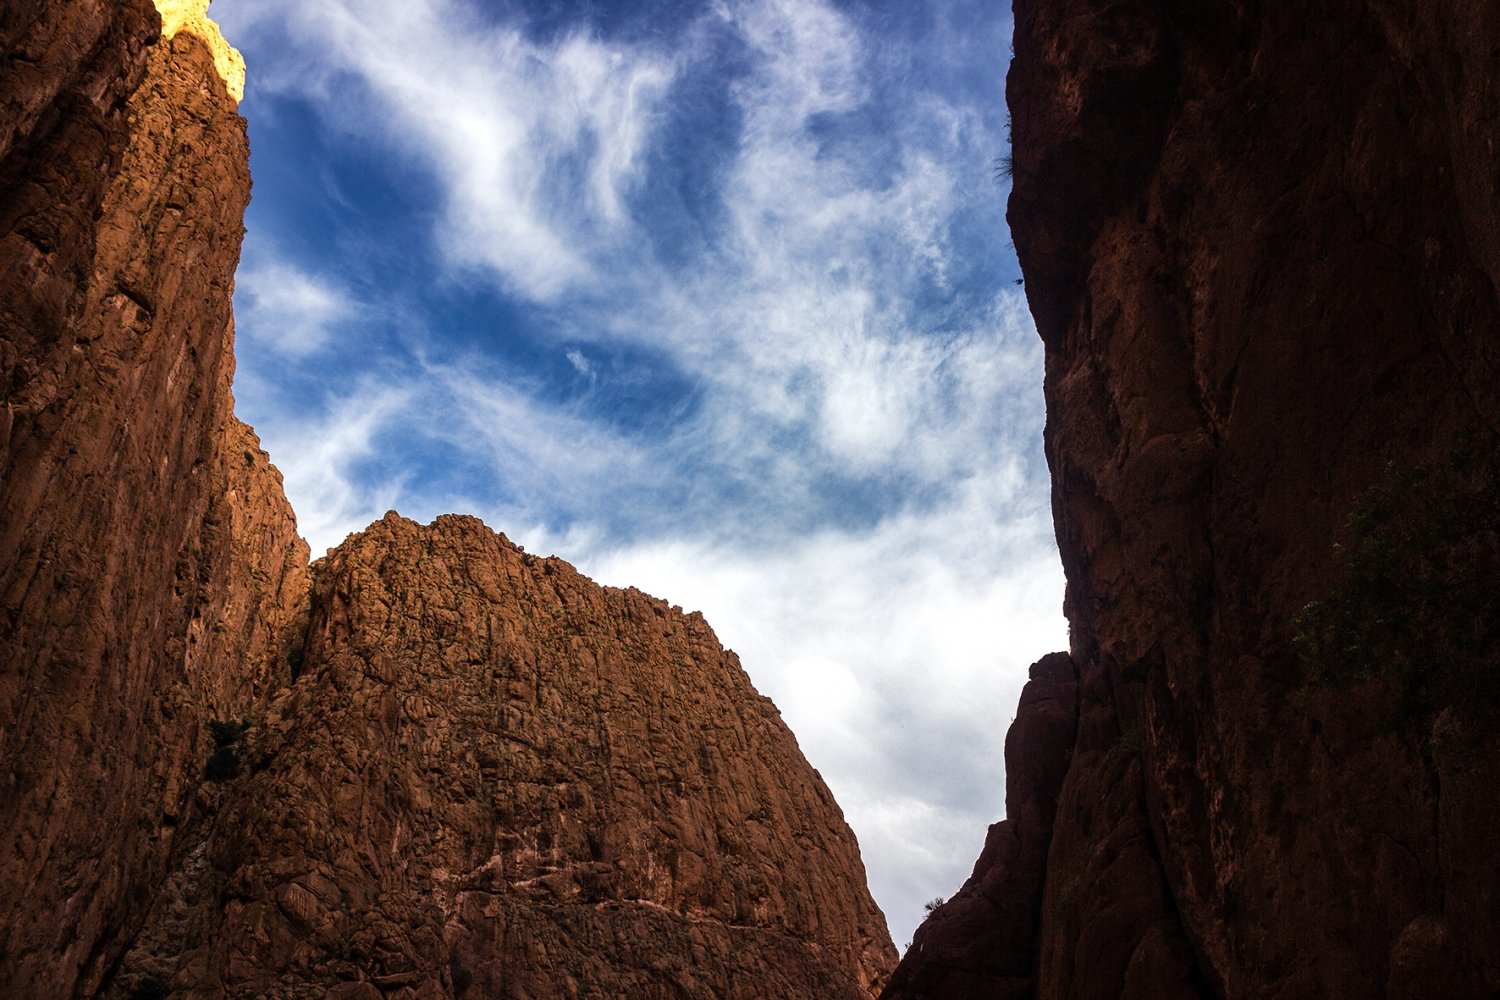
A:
[887,1,1500,998]
[0,4,895,998]
[152,0,244,101]
[110,513,894,998]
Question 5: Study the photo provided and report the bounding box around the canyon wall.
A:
[0,4,895,997]
[12,0,1494,997]
[0,4,307,993]
[887,1,1499,997]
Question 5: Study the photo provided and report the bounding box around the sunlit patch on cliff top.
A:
[153,0,245,100]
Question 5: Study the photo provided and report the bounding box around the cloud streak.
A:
[235,255,354,357]
[225,0,678,299]
[216,0,1053,951]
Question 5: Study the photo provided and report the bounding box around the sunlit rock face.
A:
[152,0,244,100]
[887,1,1500,998]
[0,4,895,998]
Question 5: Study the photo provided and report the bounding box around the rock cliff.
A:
[0,3,307,994]
[0,3,894,997]
[887,1,1499,998]
[12,0,1494,996]
[110,513,893,998]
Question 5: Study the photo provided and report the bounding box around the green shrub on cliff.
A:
[1294,434,1500,724]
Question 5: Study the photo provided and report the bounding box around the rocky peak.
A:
[111,512,895,997]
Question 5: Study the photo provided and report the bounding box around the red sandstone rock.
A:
[0,9,307,996]
[0,0,157,165]
[889,2,1500,997]
[109,513,895,998]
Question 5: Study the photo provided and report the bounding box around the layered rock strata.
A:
[887,1,1500,997]
[1,4,895,998]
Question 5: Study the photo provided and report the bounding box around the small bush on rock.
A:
[204,719,250,782]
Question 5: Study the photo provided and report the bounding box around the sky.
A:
[210,0,1066,952]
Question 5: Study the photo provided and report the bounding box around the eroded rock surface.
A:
[111,513,894,999]
[0,7,307,995]
[888,2,1500,998]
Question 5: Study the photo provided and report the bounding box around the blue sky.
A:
[211,0,1065,950]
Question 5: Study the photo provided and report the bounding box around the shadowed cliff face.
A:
[888,1,1499,998]
[0,5,895,998]
[883,653,1079,999]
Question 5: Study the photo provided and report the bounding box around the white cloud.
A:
[229,0,677,300]
[252,381,415,555]
[235,259,353,357]
[733,0,864,120]
[430,361,657,509]
[565,348,595,378]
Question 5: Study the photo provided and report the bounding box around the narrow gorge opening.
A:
[211,0,1066,959]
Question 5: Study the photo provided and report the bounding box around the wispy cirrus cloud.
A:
[215,0,1051,950]
[244,379,416,553]
[235,256,354,357]
[223,0,676,300]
